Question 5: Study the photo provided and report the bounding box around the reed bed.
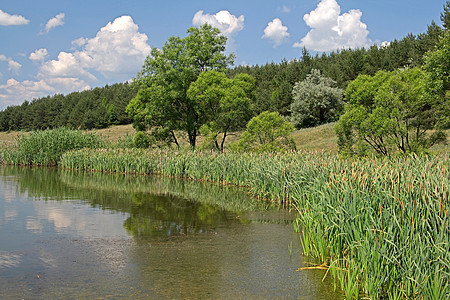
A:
[0,128,104,166]
[59,148,449,299]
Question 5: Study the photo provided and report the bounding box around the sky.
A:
[0,0,446,110]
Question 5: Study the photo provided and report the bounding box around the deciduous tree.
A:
[127,24,234,149]
[290,69,344,128]
[187,70,254,151]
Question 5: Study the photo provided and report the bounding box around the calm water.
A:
[0,166,343,299]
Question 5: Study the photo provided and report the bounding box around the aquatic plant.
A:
[1,128,104,166]
[59,148,449,298]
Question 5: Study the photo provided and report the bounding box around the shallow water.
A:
[0,166,343,299]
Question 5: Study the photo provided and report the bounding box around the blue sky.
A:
[0,0,446,109]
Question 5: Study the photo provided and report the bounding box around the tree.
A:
[187,70,254,151]
[441,1,450,29]
[336,68,447,156]
[127,24,234,149]
[290,69,344,128]
[424,29,450,128]
[231,111,296,152]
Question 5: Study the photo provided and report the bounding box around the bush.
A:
[133,131,151,148]
[231,111,296,152]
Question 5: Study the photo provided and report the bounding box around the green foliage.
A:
[133,131,151,149]
[128,24,234,149]
[1,128,104,166]
[441,1,450,29]
[336,68,447,155]
[231,111,296,152]
[187,70,255,151]
[424,29,450,129]
[290,69,344,128]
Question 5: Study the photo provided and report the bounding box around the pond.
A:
[0,166,343,299]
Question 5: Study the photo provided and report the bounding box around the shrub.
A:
[133,131,151,148]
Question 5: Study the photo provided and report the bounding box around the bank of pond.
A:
[1,143,449,298]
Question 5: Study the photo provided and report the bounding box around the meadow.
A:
[0,125,448,299]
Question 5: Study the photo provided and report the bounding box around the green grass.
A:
[1,128,104,166]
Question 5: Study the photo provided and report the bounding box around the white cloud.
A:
[39,51,97,81]
[0,77,90,108]
[192,10,244,37]
[43,13,65,34]
[279,5,291,13]
[29,48,49,62]
[262,18,290,47]
[0,9,29,26]
[72,37,87,48]
[8,61,21,73]
[0,54,22,74]
[39,15,151,81]
[78,15,151,76]
[294,0,372,51]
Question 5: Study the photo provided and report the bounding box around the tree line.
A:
[0,82,136,131]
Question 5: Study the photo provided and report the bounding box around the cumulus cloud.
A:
[0,54,22,74]
[29,48,49,62]
[0,9,29,26]
[0,77,90,108]
[0,16,150,108]
[39,51,97,81]
[294,0,371,51]
[41,15,151,80]
[192,10,244,37]
[262,18,290,47]
[43,13,65,34]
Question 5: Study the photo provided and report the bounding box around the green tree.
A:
[231,111,296,152]
[336,68,447,156]
[127,24,234,149]
[441,1,450,29]
[187,70,254,151]
[424,29,450,129]
[290,69,344,128]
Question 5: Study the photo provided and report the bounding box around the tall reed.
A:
[1,128,105,166]
[60,148,449,298]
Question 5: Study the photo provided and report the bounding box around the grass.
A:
[1,128,104,166]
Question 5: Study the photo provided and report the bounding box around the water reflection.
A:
[0,166,343,299]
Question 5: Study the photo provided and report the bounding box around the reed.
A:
[60,148,449,298]
[0,128,105,166]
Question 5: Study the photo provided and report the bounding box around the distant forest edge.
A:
[0,19,445,132]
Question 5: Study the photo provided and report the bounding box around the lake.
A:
[0,166,342,299]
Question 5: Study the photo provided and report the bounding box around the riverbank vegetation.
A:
[53,148,448,299]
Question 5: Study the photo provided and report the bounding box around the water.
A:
[0,166,343,299]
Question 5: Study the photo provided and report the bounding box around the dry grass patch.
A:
[292,123,338,153]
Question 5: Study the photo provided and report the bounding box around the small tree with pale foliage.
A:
[290,69,344,128]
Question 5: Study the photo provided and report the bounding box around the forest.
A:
[0,16,446,133]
